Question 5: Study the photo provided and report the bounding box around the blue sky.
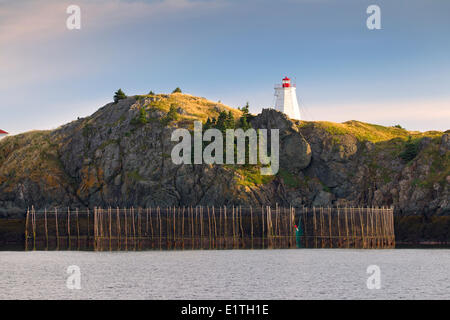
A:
[1,0,449,134]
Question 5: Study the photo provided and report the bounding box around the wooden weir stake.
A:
[303,207,307,248]
[383,207,388,248]
[191,207,195,249]
[137,208,141,250]
[336,207,341,248]
[132,207,136,250]
[207,207,211,249]
[293,207,296,247]
[124,207,128,250]
[67,207,71,250]
[108,207,112,251]
[386,207,390,247]
[158,207,162,250]
[44,208,49,250]
[31,207,36,251]
[200,207,204,249]
[231,206,236,249]
[279,206,283,248]
[328,207,332,248]
[116,207,121,250]
[319,207,324,248]
[371,207,375,248]
[224,207,227,249]
[93,208,97,251]
[375,207,379,248]
[266,207,270,248]
[366,207,370,248]
[250,206,254,249]
[313,207,317,248]
[274,204,278,248]
[98,208,102,251]
[269,206,274,248]
[391,207,395,247]
[261,206,265,249]
[76,208,80,250]
[25,208,30,251]
[344,207,349,248]
[166,207,170,249]
[212,207,217,249]
[239,207,244,248]
[359,207,364,248]
[173,207,176,249]
[181,207,185,250]
[87,208,90,247]
[149,208,154,248]
[350,207,356,248]
[145,208,149,238]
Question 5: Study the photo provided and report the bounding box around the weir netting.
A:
[24,206,395,251]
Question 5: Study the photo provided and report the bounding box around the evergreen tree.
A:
[242,102,250,114]
[148,90,155,95]
[165,104,179,123]
[400,136,419,162]
[172,87,182,94]
[137,108,148,124]
[114,89,127,103]
[215,111,228,133]
[205,117,212,130]
[239,102,252,130]
[226,111,235,129]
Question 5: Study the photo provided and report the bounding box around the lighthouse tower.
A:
[274,76,301,120]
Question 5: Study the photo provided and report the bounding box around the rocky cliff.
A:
[0,93,449,224]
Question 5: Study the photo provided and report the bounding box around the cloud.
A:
[0,0,225,88]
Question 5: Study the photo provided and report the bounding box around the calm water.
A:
[1,249,449,299]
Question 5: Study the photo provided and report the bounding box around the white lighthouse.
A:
[274,76,301,120]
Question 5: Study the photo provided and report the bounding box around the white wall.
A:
[274,87,301,120]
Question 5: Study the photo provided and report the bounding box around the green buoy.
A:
[295,220,304,248]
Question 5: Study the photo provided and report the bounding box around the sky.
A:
[0,0,449,135]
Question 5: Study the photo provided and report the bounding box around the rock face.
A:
[250,109,311,172]
[0,94,449,223]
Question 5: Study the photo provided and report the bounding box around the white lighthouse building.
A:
[274,76,301,120]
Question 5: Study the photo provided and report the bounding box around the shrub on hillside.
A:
[131,108,148,125]
[161,104,180,125]
[399,137,419,162]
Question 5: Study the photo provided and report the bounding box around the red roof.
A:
[0,129,8,134]
[283,76,290,81]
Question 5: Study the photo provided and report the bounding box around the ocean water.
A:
[1,249,449,300]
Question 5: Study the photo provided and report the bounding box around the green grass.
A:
[277,169,301,188]
[235,167,275,187]
[299,120,443,143]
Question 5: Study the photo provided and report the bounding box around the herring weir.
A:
[24,206,395,251]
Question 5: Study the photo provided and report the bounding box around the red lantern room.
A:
[282,76,291,88]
